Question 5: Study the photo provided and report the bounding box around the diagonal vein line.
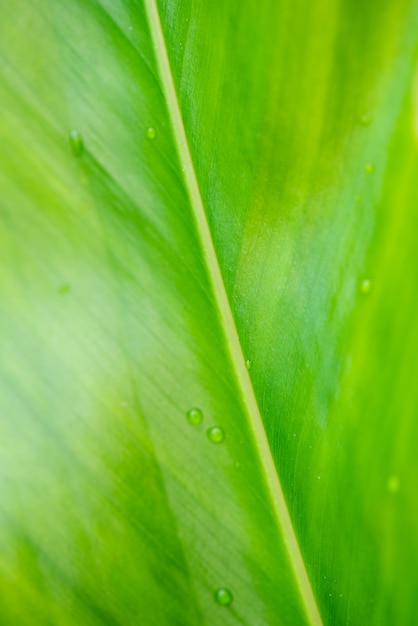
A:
[143,1,323,623]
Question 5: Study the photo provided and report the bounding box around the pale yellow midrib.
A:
[143,2,322,624]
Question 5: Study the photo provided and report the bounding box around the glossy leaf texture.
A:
[1,0,418,625]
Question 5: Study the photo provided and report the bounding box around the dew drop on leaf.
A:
[245,359,251,370]
[359,113,371,126]
[214,587,233,606]
[147,127,156,139]
[186,407,203,425]
[69,130,84,158]
[207,426,225,443]
[387,475,400,494]
[364,162,375,173]
[360,278,372,294]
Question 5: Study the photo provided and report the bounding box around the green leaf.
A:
[1,0,418,624]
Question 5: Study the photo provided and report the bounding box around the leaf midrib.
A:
[143,2,323,623]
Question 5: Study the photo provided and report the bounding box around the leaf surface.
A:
[1,0,418,624]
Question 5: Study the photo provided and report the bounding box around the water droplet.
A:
[245,359,251,370]
[207,426,225,443]
[186,407,203,425]
[359,114,371,126]
[58,284,70,294]
[387,475,400,493]
[364,162,375,174]
[147,127,156,139]
[69,130,84,158]
[360,278,372,294]
[214,588,233,606]
[317,475,321,480]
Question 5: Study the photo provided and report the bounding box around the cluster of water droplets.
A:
[185,408,232,603]
[186,407,225,444]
